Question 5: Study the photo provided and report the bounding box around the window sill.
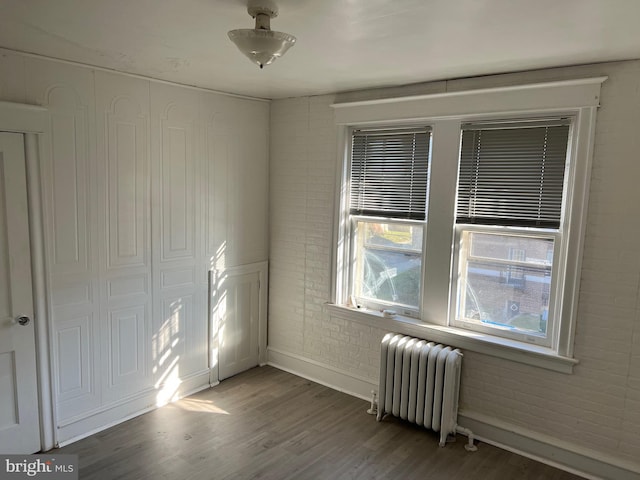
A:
[325,303,578,374]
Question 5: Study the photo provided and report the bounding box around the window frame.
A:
[450,224,562,348]
[449,118,575,347]
[330,78,605,372]
[349,216,425,317]
[343,125,432,317]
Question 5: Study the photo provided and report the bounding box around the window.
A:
[348,128,430,314]
[451,120,570,347]
[344,119,571,346]
[331,77,604,368]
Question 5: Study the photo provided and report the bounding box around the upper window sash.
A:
[456,119,571,229]
[349,127,431,221]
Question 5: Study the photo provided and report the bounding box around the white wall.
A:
[2,45,638,474]
[0,48,269,444]
[268,60,640,477]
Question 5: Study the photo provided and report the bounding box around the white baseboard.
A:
[267,346,639,480]
[458,411,640,480]
[267,347,376,401]
[56,370,211,447]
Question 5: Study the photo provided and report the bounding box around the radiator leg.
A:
[366,390,378,415]
[456,425,478,452]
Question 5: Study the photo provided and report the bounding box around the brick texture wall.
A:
[269,60,640,467]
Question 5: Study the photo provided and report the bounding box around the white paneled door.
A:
[216,264,265,381]
[0,133,40,453]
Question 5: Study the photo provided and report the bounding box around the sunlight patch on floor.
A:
[174,397,230,415]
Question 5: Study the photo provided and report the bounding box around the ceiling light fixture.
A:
[228,3,296,69]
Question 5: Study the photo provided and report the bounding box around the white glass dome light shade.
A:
[228,4,296,69]
[228,29,296,69]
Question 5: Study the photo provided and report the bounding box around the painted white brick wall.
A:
[269,60,640,467]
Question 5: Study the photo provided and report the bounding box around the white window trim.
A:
[330,77,605,373]
[324,303,578,374]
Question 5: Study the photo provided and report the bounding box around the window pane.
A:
[458,232,554,337]
[354,221,423,309]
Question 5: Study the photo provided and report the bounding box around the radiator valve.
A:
[366,390,378,415]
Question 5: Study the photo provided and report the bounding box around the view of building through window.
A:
[458,232,554,337]
[354,223,554,338]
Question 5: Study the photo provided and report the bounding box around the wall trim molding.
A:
[25,132,55,452]
[267,347,638,480]
[0,101,47,133]
[267,347,375,401]
[57,370,211,446]
[331,76,607,125]
[0,47,270,103]
[459,411,640,480]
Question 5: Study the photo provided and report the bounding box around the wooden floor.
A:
[55,366,584,479]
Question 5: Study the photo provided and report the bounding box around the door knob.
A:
[15,315,31,326]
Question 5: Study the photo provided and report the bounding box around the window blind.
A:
[457,121,570,228]
[349,128,430,220]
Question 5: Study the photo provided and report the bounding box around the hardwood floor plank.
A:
[55,366,585,480]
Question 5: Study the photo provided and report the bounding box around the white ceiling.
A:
[2,0,640,99]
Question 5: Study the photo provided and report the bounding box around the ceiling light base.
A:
[247,6,278,19]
